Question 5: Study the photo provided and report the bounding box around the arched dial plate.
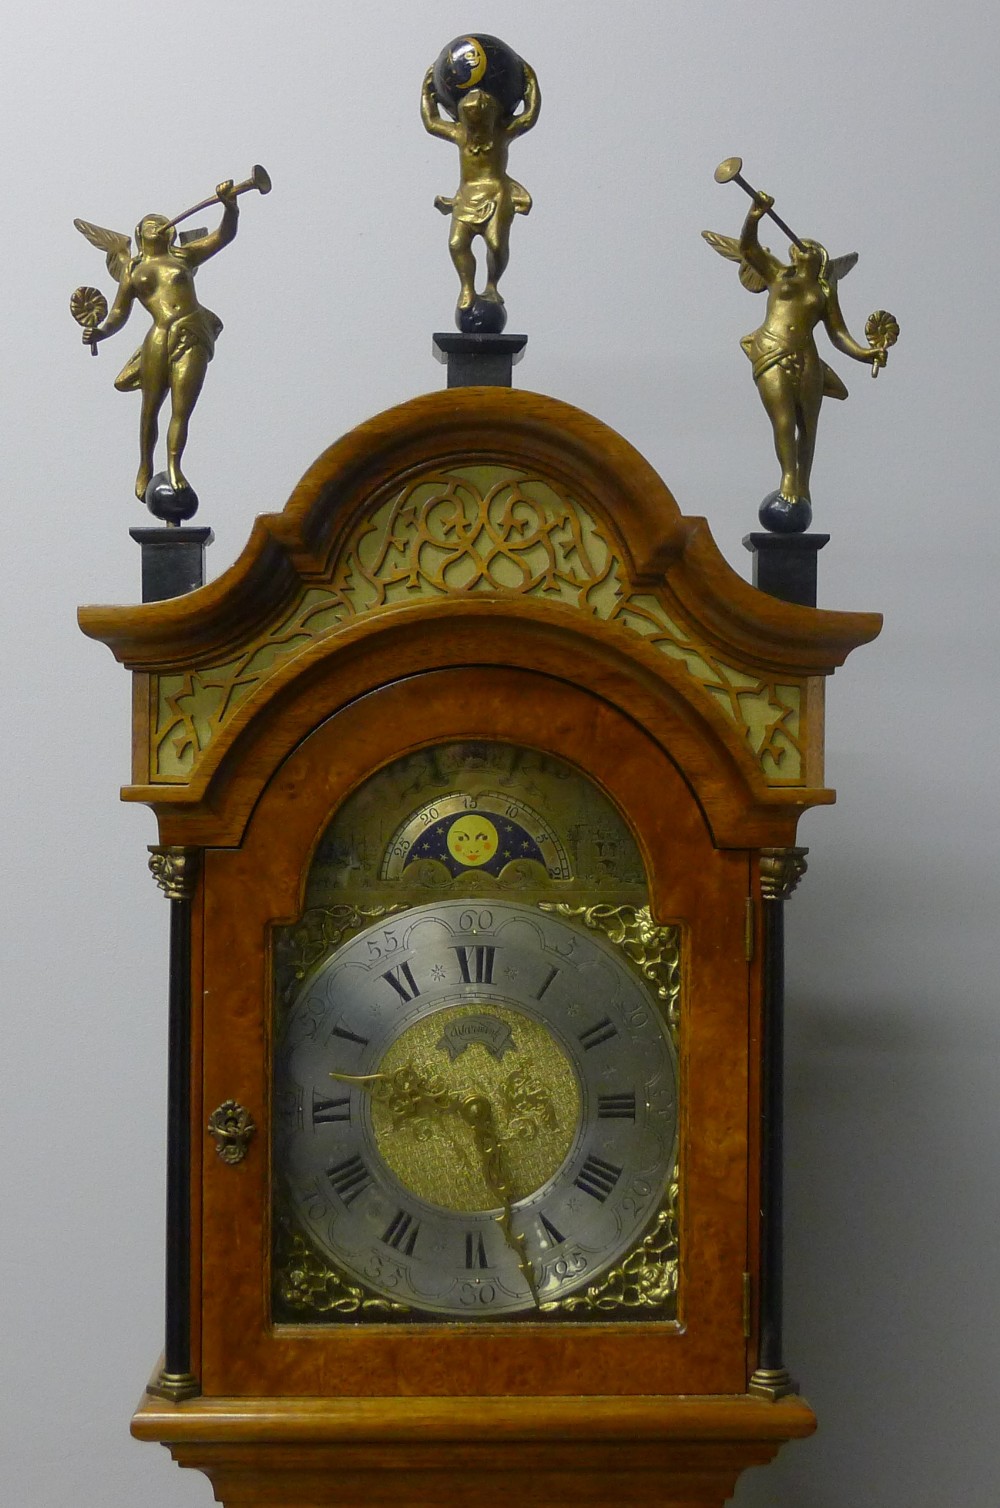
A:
[274,900,678,1317]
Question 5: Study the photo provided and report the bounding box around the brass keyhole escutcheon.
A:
[207,1100,257,1165]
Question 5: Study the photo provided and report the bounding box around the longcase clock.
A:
[80,385,880,1506]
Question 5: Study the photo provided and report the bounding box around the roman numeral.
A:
[325,1154,372,1207]
[380,961,421,1003]
[597,1092,636,1120]
[538,1212,566,1247]
[381,1209,420,1256]
[579,1016,618,1051]
[453,944,496,985]
[465,1231,489,1269]
[312,1092,351,1125]
[329,1024,370,1047]
[535,965,560,1000]
[574,1155,623,1203]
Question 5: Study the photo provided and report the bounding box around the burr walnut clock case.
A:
[79,388,880,1507]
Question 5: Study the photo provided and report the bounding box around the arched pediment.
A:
[79,388,880,845]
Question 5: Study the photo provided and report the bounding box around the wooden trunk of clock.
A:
[81,388,879,1505]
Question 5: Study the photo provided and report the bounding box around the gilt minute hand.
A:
[458,1092,541,1309]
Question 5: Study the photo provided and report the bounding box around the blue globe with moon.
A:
[432,34,526,118]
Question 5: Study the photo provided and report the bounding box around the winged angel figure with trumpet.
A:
[704,160,898,532]
[72,182,241,508]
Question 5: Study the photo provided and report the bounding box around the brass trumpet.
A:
[714,157,805,251]
[166,164,271,230]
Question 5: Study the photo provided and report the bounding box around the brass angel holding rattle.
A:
[704,158,898,532]
[72,165,270,520]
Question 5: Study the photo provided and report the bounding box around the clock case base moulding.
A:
[132,1389,816,1508]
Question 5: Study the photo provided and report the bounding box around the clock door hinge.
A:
[742,1271,752,1338]
[744,897,755,962]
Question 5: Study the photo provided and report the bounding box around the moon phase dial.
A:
[274,900,679,1319]
[381,791,571,881]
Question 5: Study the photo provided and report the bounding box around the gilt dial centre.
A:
[371,1004,580,1212]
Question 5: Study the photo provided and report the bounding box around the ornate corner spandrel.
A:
[759,847,809,901]
[274,1226,409,1319]
[539,903,681,1043]
[543,1181,680,1317]
[148,845,201,901]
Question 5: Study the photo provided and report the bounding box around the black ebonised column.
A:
[145,847,201,1401]
[749,847,807,1399]
[141,848,200,1400]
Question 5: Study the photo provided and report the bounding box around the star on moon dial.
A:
[275,900,678,1318]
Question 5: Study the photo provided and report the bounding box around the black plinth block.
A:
[130,526,214,603]
[433,332,527,388]
[743,532,830,609]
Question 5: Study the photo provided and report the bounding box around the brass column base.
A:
[748,1367,799,1401]
[146,1370,201,1403]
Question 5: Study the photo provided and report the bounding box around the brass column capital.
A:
[759,847,808,901]
[148,846,201,901]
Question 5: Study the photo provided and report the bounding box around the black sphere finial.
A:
[145,473,199,524]
[758,491,812,534]
[457,299,508,335]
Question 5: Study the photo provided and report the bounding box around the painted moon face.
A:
[454,37,488,89]
[446,814,500,867]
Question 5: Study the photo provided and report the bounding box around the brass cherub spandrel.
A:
[704,158,898,533]
[422,35,540,334]
[72,165,270,521]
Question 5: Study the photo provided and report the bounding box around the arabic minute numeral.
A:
[460,1281,497,1306]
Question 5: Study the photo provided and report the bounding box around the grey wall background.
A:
[2,2,997,1504]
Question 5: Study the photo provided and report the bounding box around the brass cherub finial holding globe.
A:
[71,165,270,522]
[704,158,898,533]
[422,35,540,334]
